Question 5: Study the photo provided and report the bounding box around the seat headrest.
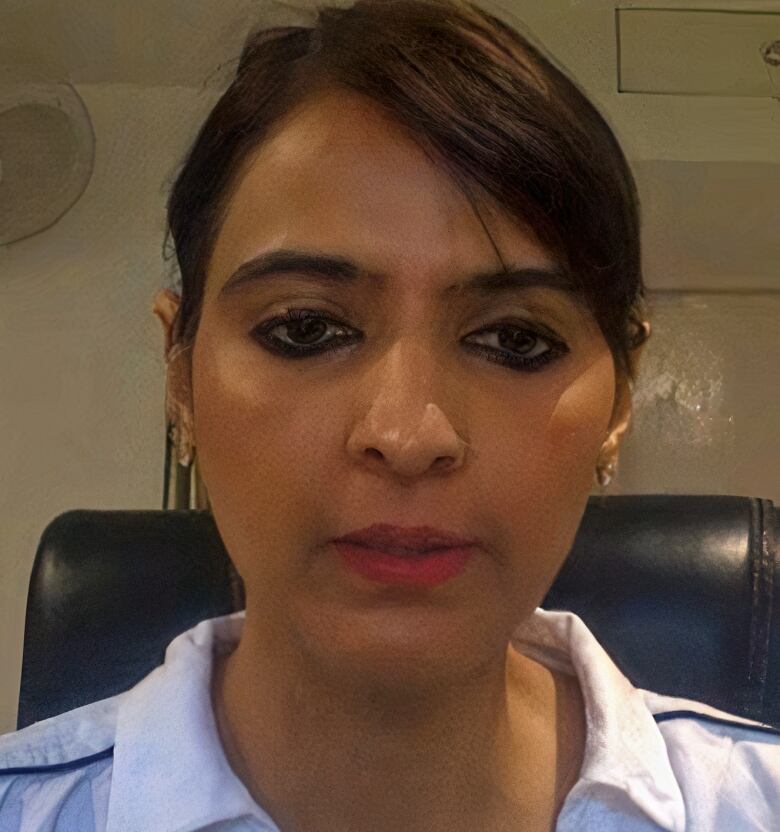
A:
[16,494,778,731]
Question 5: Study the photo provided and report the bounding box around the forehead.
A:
[207,87,560,295]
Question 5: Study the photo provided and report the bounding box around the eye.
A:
[464,324,561,371]
[252,308,355,357]
[250,308,569,373]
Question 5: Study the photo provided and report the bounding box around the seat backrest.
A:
[16,494,779,731]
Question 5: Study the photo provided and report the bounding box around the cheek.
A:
[545,350,616,486]
[475,351,615,582]
[190,335,336,572]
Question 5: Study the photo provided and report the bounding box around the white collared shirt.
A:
[1,607,779,831]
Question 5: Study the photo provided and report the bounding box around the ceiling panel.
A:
[617,8,780,97]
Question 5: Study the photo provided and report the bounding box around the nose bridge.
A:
[370,330,449,416]
[347,333,469,478]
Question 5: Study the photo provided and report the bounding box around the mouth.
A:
[332,540,476,587]
[346,542,451,557]
[333,523,479,553]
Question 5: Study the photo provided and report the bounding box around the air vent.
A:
[0,82,95,245]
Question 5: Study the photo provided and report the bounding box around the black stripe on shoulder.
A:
[654,709,780,738]
[0,745,114,776]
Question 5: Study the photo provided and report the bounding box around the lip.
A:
[333,541,474,587]
[333,523,478,553]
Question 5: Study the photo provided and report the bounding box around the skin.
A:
[152,86,648,831]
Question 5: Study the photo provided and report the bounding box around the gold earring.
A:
[171,415,195,467]
[165,374,195,467]
[596,459,616,488]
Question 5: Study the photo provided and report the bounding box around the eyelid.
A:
[467,298,573,336]
[454,306,568,351]
[258,302,565,338]
[474,314,563,344]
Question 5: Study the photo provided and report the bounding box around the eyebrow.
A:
[217,248,585,304]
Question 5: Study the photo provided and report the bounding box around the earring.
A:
[170,416,195,467]
[165,372,195,467]
[596,459,616,488]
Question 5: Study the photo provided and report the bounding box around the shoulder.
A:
[0,696,120,832]
[642,689,780,829]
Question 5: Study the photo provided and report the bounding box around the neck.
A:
[211,609,582,832]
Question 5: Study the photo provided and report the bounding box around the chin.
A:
[288,593,502,695]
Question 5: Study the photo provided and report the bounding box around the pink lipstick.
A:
[332,524,478,587]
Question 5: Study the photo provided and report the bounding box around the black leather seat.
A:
[16,494,779,731]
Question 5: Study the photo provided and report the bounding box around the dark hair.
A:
[164,0,650,383]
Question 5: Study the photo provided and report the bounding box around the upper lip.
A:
[333,524,478,551]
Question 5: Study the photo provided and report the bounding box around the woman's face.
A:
[179,87,625,685]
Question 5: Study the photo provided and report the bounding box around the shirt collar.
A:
[106,607,686,832]
[510,608,687,832]
[106,613,278,832]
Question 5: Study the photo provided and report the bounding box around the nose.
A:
[347,402,469,479]
[345,344,470,480]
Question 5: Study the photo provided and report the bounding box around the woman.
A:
[2,1,779,830]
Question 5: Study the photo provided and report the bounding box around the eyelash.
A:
[250,307,569,373]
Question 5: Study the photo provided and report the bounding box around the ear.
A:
[152,289,194,436]
[602,372,633,462]
[602,320,652,461]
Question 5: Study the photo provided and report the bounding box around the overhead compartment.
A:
[617,8,780,96]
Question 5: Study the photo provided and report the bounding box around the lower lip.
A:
[332,541,475,587]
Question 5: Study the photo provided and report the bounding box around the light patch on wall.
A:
[633,348,733,450]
